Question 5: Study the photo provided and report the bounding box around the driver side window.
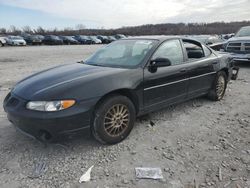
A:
[152,39,184,65]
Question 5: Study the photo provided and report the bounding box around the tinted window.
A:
[152,39,184,65]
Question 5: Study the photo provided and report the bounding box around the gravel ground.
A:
[0,45,249,188]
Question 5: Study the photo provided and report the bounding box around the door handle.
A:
[179,69,187,73]
[212,62,218,65]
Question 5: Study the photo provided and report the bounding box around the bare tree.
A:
[22,25,33,34]
[9,25,20,35]
[1,21,250,36]
[0,28,7,35]
[75,24,86,30]
[35,26,46,34]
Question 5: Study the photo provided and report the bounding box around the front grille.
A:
[226,42,241,52]
[245,43,250,52]
[226,42,250,53]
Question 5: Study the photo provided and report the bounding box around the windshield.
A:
[65,36,73,39]
[85,40,156,68]
[80,36,88,39]
[235,27,250,37]
[91,36,98,39]
[10,36,23,40]
[51,36,60,40]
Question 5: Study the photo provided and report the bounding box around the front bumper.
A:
[229,53,250,62]
[3,93,98,141]
[13,42,26,46]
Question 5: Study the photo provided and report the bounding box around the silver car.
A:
[6,36,27,46]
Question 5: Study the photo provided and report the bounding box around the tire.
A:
[92,95,136,144]
[0,42,3,47]
[208,71,227,101]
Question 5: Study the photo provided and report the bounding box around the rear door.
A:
[181,39,218,98]
[143,39,189,108]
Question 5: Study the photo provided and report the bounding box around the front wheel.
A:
[92,95,136,144]
[208,71,227,101]
[0,42,3,47]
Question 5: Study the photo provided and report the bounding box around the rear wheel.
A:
[92,95,136,144]
[208,71,227,101]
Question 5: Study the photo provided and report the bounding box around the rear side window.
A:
[152,39,184,65]
[183,41,205,59]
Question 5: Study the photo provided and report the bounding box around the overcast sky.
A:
[0,0,249,29]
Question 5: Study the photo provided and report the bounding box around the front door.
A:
[143,39,189,108]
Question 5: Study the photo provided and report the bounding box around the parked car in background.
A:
[6,36,26,46]
[0,36,7,46]
[223,26,250,62]
[59,36,80,45]
[36,35,45,41]
[88,36,102,44]
[3,36,238,144]
[74,35,92,44]
[43,35,63,45]
[97,35,110,44]
[190,35,223,45]
[115,34,126,39]
[107,36,117,43]
[221,33,235,40]
[24,35,43,45]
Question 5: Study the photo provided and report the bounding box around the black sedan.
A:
[3,36,238,144]
[74,35,92,44]
[97,35,110,44]
[24,35,43,45]
[59,36,80,45]
[43,35,63,45]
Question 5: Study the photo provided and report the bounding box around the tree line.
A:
[0,21,250,36]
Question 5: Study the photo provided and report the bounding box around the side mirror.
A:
[150,58,171,67]
[148,58,171,73]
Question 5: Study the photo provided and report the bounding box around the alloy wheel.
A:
[104,104,130,137]
[216,75,225,99]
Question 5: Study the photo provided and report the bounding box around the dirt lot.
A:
[0,45,249,188]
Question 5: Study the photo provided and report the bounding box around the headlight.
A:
[26,100,75,112]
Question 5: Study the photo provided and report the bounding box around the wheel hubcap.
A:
[216,75,225,99]
[104,104,129,137]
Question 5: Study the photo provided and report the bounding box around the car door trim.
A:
[144,71,216,91]
[189,71,216,80]
[144,78,189,91]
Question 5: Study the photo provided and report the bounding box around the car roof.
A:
[122,35,203,43]
[241,26,250,29]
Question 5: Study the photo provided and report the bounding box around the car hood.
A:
[227,36,250,42]
[12,63,126,100]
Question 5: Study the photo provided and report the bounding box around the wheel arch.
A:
[219,68,229,79]
[93,88,139,115]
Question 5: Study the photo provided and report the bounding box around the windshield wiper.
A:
[77,60,84,64]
